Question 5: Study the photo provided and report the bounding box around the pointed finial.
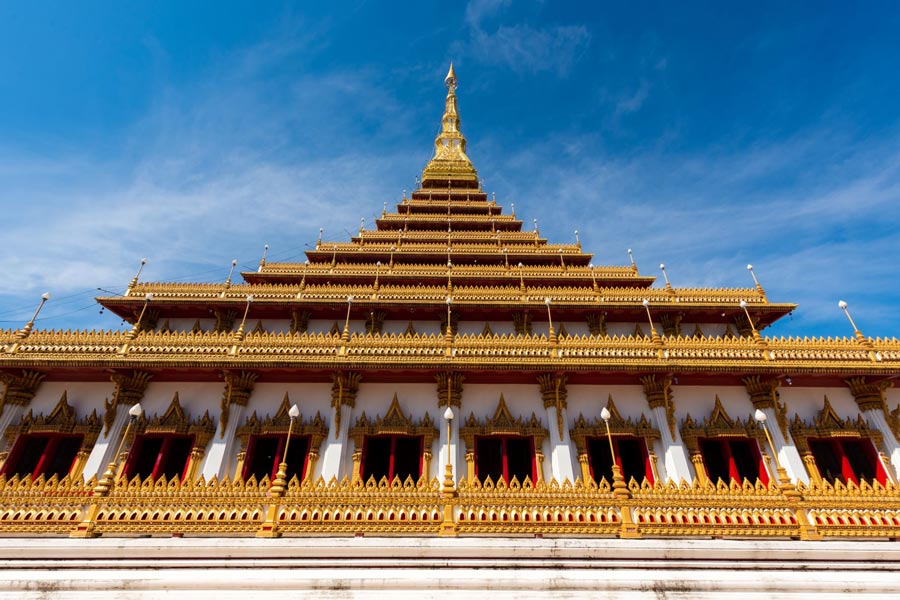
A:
[127,257,148,292]
[258,244,269,272]
[838,300,867,342]
[445,63,457,90]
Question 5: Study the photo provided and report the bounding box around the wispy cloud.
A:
[0,35,419,328]
[457,0,590,76]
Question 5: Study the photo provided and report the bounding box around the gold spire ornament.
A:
[421,63,479,188]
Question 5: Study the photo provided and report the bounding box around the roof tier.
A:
[96,66,794,328]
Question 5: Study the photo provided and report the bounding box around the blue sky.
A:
[1,1,899,338]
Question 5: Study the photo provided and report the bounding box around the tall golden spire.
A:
[421,63,479,189]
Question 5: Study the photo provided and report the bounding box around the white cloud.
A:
[465,0,512,27]
[457,1,590,76]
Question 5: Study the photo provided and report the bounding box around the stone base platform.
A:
[1,537,899,598]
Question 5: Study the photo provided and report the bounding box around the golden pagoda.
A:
[0,66,899,593]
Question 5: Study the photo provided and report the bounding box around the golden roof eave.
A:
[2,328,897,377]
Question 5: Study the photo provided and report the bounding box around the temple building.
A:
[1,65,899,595]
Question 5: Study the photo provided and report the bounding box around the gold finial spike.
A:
[445,62,457,89]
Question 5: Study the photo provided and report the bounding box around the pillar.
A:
[319,372,361,480]
[641,375,693,482]
[82,371,151,478]
[435,372,464,482]
[743,376,808,484]
[846,377,899,479]
[201,371,258,480]
[0,371,45,456]
[537,373,576,482]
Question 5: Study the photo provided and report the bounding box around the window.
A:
[809,438,886,485]
[587,436,654,485]
[360,435,423,482]
[1,434,83,479]
[124,434,194,481]
[242,434,310,482]
[698,437,768,485]
[475,435,535,483]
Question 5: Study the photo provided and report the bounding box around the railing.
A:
[1,473,899,539]
[3,327,897,371]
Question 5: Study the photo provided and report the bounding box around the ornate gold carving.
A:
[586,313,607,336]
[348,393,438,483]
[457,477,621,536]
[213,309,237,333]
[790,396,884,483]
[435,372,464,408]
[330,371,361,439]
[570,395,660,483]
[846,377,895,441]
[421,64,478,187]
[131,393,214,441]
[219,371,258,437]
[118,392,215,482]
[290,309,310,334]
[349,393,436,442]
[235,393,328,482]
[537,373,567,441]
[0,370,44,417]
[2,391,102,477]
[277,477,444,535]
[512,311,532,335]
[481,322,494,336]
[660,313,682,337]
[365,311,386,335]
[680,396,766,484]
[5,318,899,373]
[104,371,152,434]
[742,376,787,438]
[403,322,417,336]
[459,395,548,483]
[460,395,546,444]
[641,375,675,437]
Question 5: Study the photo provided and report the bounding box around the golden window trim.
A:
[789,396,883,455]
[235,392,329,456]
[680,395,766,455]
[125,392,216,451]
[348,392,438,448]
[569,395,659,456]
[1,391,101,478]
[459,393,548,450]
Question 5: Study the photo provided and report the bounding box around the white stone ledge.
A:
[0,538,899,598]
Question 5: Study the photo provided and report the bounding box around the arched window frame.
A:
[459,394,548,484]
[570,395,659,485]
[234,393,328,483]
[121,392,215,482]
[1,391,101,480]
[790,396,889,486]
[680,396,770,486]
[348,392,437,484]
